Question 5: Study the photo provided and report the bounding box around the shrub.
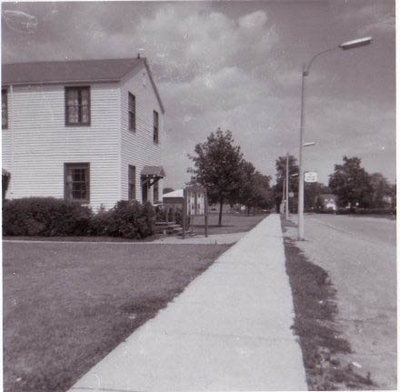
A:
[90,200,155,239]
[3,197,92,236]
[3,198,157,239]
[336,207,394,215]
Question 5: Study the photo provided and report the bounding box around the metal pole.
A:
[282,178,286,215]
[204,191,208,238]
[285,153,289,220]
[298,64,306,240]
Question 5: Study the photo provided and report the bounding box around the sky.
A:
[1,0,396,189]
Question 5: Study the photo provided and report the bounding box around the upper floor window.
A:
[65,87,90,126]
[64,163,90,203]
[2,89,8,129]
[153,110,159,144]
[128,165,136,200]
[128,93,136,131]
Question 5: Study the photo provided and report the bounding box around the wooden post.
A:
[172,205,176,223]
[182,188,187,239]
[165,205,169,224]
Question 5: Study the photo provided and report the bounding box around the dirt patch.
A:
[283,237,376,390]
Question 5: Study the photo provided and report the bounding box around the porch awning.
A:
[141,165,166,178]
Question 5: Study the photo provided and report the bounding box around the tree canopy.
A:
[188,128,273,225]
[238,160,273,213]
[188,128,244,225]
[274,155,299,212]
[328,156,372,209]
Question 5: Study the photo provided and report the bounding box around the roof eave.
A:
[144,59,165,114]
[2,78,121,87]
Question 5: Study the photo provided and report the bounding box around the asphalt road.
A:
[286,214,396,389]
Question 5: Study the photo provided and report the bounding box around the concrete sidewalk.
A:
[69,214,307,391]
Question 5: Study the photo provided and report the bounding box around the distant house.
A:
[316,194,337,212]
[2,57,165,210]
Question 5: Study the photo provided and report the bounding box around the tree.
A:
[274,155,299,213]
[238,160,272,213]
[328,156,371,209]
[304,182,332,210]
[368,173,392,208]
[188,128,244,226]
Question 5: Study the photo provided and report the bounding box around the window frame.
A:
[64,162,90,204]
[128,93,136,131]
[128,165,136,200]
[2,88,8,129]
[153,110,159,144]
[65,86,91,126]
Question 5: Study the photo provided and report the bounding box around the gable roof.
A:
[2,57,165,113]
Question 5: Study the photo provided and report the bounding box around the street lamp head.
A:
[303,142,316,147]
[339,37,372,50]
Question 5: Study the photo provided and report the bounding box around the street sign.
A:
[304,171,318,183]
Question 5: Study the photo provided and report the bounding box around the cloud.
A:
[1,1,395,187]
[238,10,268,29]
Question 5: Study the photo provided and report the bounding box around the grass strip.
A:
[283,236,375,390]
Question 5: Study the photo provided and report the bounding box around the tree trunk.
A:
[218,197,224,226]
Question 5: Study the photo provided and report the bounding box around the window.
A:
[65,87,90,126]
[153,181,159,203]
[128,93,136,131]
[2,89,8,129]
[64,163,90,203]
[128,165,136,200]
[153,110,159,144]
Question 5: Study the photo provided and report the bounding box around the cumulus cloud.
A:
[1,1,395,187]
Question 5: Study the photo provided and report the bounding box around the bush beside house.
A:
[3,198,156,239]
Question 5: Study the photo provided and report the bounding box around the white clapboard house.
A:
[2,57,166,210]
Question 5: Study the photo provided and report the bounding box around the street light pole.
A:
[285,153,289,220]
[297,37,372,241]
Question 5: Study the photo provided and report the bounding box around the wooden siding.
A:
[2,83,121,210]
[120,66,164,203]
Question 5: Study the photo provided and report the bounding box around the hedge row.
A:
[336,207,395,215]
[3,198,156,239]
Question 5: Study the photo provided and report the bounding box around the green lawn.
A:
[190,212,267,235]
[3,242,229,392]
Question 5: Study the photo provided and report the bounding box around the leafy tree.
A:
[304,182,332,210]
[328,156,371,209]
[368,173,392,208]
[188,128,243,226]
[238,160,272,213]
[274,155,299,213]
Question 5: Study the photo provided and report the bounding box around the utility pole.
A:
[285,153,289,220]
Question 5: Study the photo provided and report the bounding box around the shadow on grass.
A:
[283,236,376,390]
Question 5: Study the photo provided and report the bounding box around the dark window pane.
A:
[2,89,8,129]
[81,105,90,123]
[65,163,89,202]
[66,87,90,125]
[128,165,136,200]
